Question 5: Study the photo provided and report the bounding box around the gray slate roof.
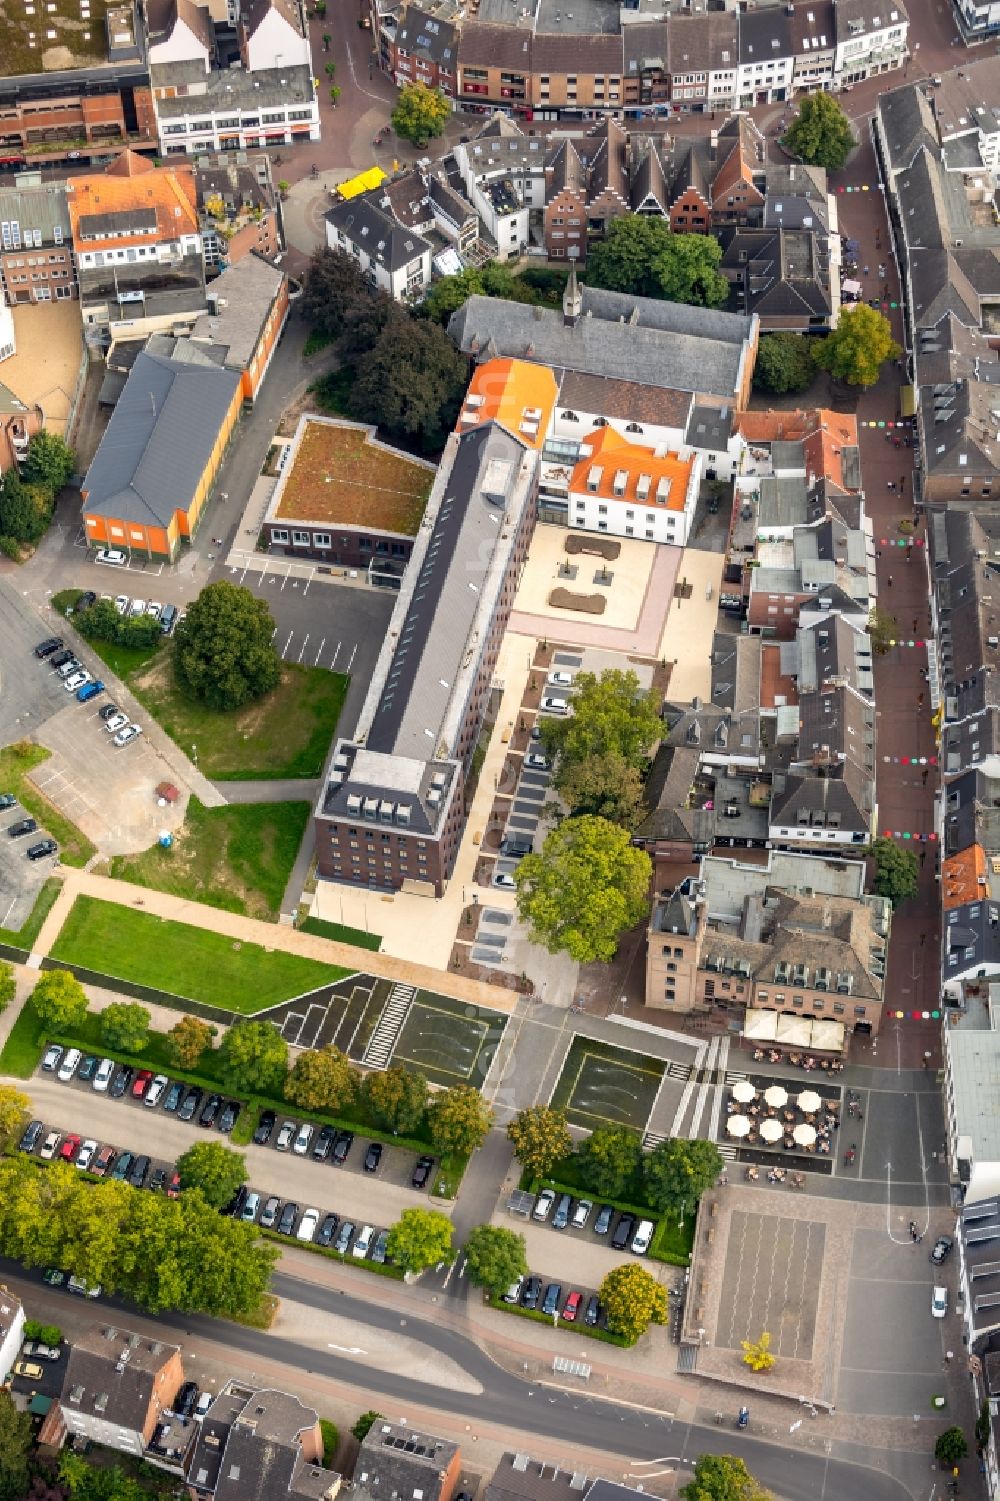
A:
[190,253,285,370]
[0,181,70,243]
[62,1326,179,1435]
[326,191,431,274]
[82,349,240,525]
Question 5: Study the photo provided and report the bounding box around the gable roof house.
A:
[325,190,433,301]
[709,113,767,228]
[719,224,835,331]
[41,1326,186,1465]
[146,0,215,68]
[355,1420,462,1501]
[186,1382,333,1501]
[237,0,311,71]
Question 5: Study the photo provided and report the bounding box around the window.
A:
[271,528,289,543]
[291,530,310,546]
[313,532,331,548]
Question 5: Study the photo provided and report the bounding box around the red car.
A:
[58,1134,82,1163]
[131,1069,154,1100]
[562,1291,582,1323]
[165,1171,181,1200]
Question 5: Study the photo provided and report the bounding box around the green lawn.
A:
[49,895,348,1012]
[87,635,163,680]
[128,653,348,780]
[299,916,382,951]
[0,743,96,868]
[0,877,62,951]
[107,798,311,921]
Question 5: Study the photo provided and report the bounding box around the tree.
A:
[587,216,728,307]
[0,958,15,1012]
[166,1014,217,1071]
[352,1411,383,1443]
[30,968,88,1032]
[935,1427,968,1467]
[350,318,468,453]
[426,1084,494,1157]
[870,836,918,908]
[320,1419,338,1467]
[277,179,290,199]
[218,1020,288,1097]
[0,468,44,545]
[285,1046,359,1113]
[174,581,281,711]
[463,1223,528,1297]
[867,604,898,656]
[598,1263,668,1343]
[813,302,901,388]
[556,751,647,830]
[576,1124,643,1199]
[99,1001,150,1054]
[329,85,341,105]
[506,1106,572,1181]
[741,1331,775,1372]
[515,816,652,964]
[0,1084,31,1149]
[543,670,661,778]
[391,82,450,146]
[362,1065,429,1135]
[0,1388,33,1501]
[22,430,76,494]
[385,1207,455,1273]
[176,1140,247,1210]
[300,247,373,338]
[680,1453,773,1501]
[421,267,486,325]
[784,91,855,171]
[753,333,816,396]
[643,1138,723,1217]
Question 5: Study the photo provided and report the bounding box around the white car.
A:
[113,724,142,748]
[144,1074,169,1108]
[194,1391,213,1419]
[533,1188,556,1221]
[76,1139,99,1172]
[352,1224,375,1258]
[129,599,146,617]
[525,751,549,770]
[114,595,129,615]
[42,1044,63,1072]
[104,713,129,735]
[241,1191,261,1223]
[540,695,569,715]
[92,1056,115,1092]
[292,1122,314,1156]
[548,671,574,688]
[932,1285,948,1318]
[95,548,126,566]
[146,601,163,618]
[631,1219,655,1256]
[493,869,516,889]
[56,658,81,678]
[65,671,91,693]
[296,1208,320,1242]
[39,1130,61,1161]
[57,1047,82,1082]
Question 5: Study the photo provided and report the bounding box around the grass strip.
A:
[0,743,96,868]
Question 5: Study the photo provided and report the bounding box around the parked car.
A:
[412,1155,434,1189]
[932,1285,948,1318]
[146,601,163,619]
[92,1057,115,1093]
[93,1145,116,1177]
[19,1120,44,1153]
[552,1193,572,1231]
[162,1081,184,1113]
[55,658,80,678]
[104,713,128,735]
[503,1276,524,1304]
[7,817,38,839]
[14,1359,45,1381]
[520,1275,542,1310]
[533,1188,556,1221]
[76,1139,98,1172]
[331,1130,354,1165]
[21,1341,60,1362]
[58,1134,81,1163]
[27,839,58,861]
[109,1065,134,1099]
[64,672,91,693]
[165,1171,180,1199]
[76,591,97,612]
[49,651,74,671]
[217,1100,239,1133]
[547,671,574,687]
[195,1391,213,1419]
[500,834,533,860]
[292,1122,314,1156]
[114,595,129,615]
[930,1235,954,1266]
[178,1087,202,1121]
[0,792,16,810]
[77,680,105,704]
[129,599,146,617]
[159,603,178,635]
[371,1228,390,1264]
[131,1069,154,1100]
[492,869,516,890]
[57,1048,82,1082]
[149,1167,167,1193]
[144,1075,169,1108]
[562,1291,582,1322]
[631,1219,655,1256]
[277,1202,298,1236]
[352,1224,375,1259]
[67,1276,101,1298]
[316,1213,339,1247]
[611,1214,636,1251]
[584,1295,601,1328]
[110,1151,133,1181]
[296,1208,320,1242]
[223,1185,248,1219]
[334,1220,356,1255]
[259,1196,280,1230]
[129,1154,150,1188]
[540,695,569,714]
[253,1110,276,1145]
[113,724,142,748]
[198,1093,222,1127]
[35,637,63,659]
[174,1382,199,1419]
[99,702,120,722]
[363,1141,383,1174]
[275,1119,296,1151]
[571,1199,593,1230]
[42,1044,63,1072]
[77,1055,98,1083]
[241,1192,261,1224]
[542,1283,562,1317]
[312,1125,336,1161]
[524,751,549,770]
[95,548,126,565]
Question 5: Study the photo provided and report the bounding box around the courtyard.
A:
[548,1033,666,1132]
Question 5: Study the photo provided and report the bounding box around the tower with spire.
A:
[563,262,582,328]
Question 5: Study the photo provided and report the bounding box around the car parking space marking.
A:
[346,644,358,671]
[330,641,342,668]
[302,569,315,597]
[296,1002,332,1050]
[297,634,310,664]
[515,785,547,803]
[282,630,294,656]
[313,637,327,666]
[507,814,538,831]
[482,909,513,927]
[1,897,17,927]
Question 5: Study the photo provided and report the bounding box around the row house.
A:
[737,8,795,109]
[952,0,1000,40]
[237,0,311,73]
[666,13,739,113]
[623,23,669,110]
[833,0,908,86]
[542,119,629,259]
[719,223,836,331]
[451,117,546,259]
[0,179,75,305]
[325,191,433,301]
[145,0,215,69]
[389,7,459,95]
[790,0,837,94]
[193,153,283,271]
[0,69,158,166]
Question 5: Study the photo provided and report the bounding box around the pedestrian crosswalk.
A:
[362,983,415,1068]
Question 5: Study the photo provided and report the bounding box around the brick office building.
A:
[0,179,75,305]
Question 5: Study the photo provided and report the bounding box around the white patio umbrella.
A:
[797,1089,822,1115]
[793,1122,818,1147]
[732,1080,756,1104]
[764,1084,788,1109]
[727,1114,752,1138]
[759,1117,784,1143]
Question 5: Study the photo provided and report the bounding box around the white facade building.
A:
[325,192,433,301]
[0,1291,25,1386]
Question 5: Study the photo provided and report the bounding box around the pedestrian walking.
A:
[887,480,896,491]
[920,850,927,866]
[876,548,882,559]
[913,617,918,632]
[900,475,906,492]
[886,575,893,587]
[917,691,925,707]
[922,766,929,784]
[863,264,869,275]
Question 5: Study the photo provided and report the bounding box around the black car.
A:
[162,1081,184,1113]
[277,1202,298,1235]
[223,1184,248,1218]
[520,1275,542,1310]
[611,1214,636,1251]
[363,1141,383,1174]
[50,651,75,671]
[552,1193,572,1231]
[35,637,63,659]
[594,1204,614,1237]
[76,591,97,612]
[0,793,15,811]
[930,1235,954,1266]
[316,1212,339,1247]
[332,1130,354,1165]
[178,1088,202,1122]
[312,1124,336,1161]
[109,1065,134,1099]
[77,1055,98,1083]
[411,1155,434,1190]
[253,1110,276,1145]
[584,1295,601,1328]
[174,1382,199,1419]
[217,1100,240,1134]
[198,1093,222,1127]
[149,1167,167,1193]
[98,703,120,722]
[371,1228,390,1264]
[542,1283,562,1317]
[128,1154,150,1188]
[7,818,38,838]
[27,839,58,861]
[19,1120,43,1153]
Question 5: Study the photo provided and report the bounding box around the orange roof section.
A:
[570,426,695,511]
[734,408,815,443]
[105,149,157,178]
[455,357,558,449]
[803,412,859,491]
[760,642,799,709]
[67,160,198,250]
[942,844,988,911]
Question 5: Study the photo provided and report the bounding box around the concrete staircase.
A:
[362,983,415,1068]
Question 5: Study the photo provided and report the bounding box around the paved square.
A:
[392,992,508,1088]
[549,1034,665,1131]
[837,1228,946,1417]
[715,1209,825,1361]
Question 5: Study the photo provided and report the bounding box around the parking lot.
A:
[0,800,59,932]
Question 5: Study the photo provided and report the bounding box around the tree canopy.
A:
[784,91,854,171]
[753,332,817,396]
[0,1085,29,1151]
[174,581,281,711]
[385,1207,455,1273]
[22,430,76,494]
[0,1388,32,1501]
[741,1331,775,1372]
[643,1138,723,1217]
[555,751,647,830]
[285,1046,359,1114]
[576,1125,643,1199]
[867,605,898,656]
[218,1020,289,1097]
[426,1084,494,1157]
[463,1224,528,1297]
[98,1001,150,1055]
[813,302,901,387]
[507,1106,573,1181]
[0,467,53,547]
[176,1140,247,1210]
[30,969,88,1032]
[350,318,468,453]
[515,816,652,963]
[587,216,729,307]
[598,1263,668,1343]
[391,82,451,145]
[934,1426,968,1466]
[165,1014,217,1071]
[542,669,661,778]
[0,958,15,1012]
[362,1065,429,1135]
[680,1454,773,1501]
[870,836,918,908]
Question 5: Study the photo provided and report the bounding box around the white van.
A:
[631,1219,655,1256]
[57,1048,82,1083]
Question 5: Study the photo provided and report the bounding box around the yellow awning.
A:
[336,166,387,200]
[900,385,916,418]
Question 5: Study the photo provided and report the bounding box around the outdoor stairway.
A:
[363,984,415,1068]
[666,1059,694,1082]
[643,1130,667,1151]
[717,1143,738,1162]
[676,1344,700,1374]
